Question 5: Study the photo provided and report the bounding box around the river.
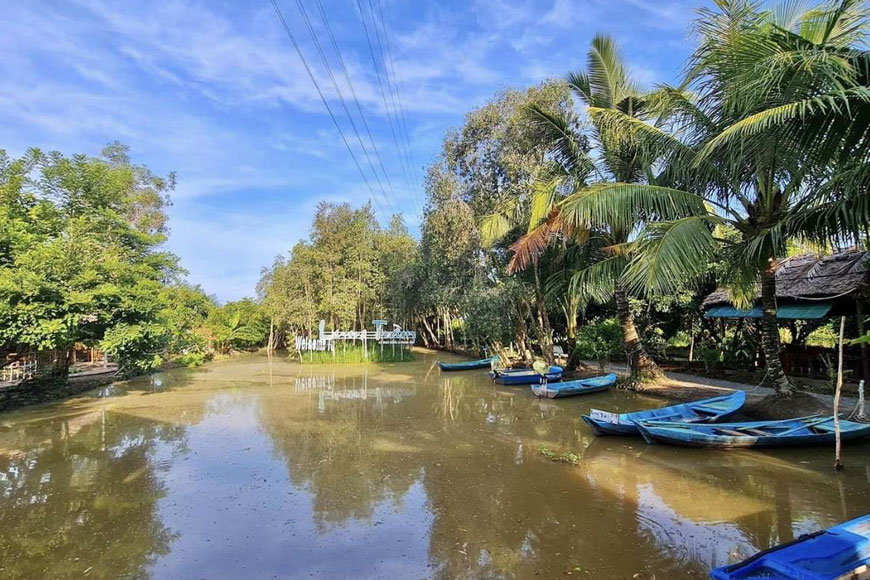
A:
[0,350,868,579]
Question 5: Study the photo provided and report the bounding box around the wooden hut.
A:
[702,250,870,381]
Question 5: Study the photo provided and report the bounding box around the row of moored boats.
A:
[436,357,870,449]
[438,356,870,579]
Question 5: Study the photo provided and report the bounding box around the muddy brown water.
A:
[1,350,869,579]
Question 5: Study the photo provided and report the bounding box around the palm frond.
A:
[525,104,593,177]
[696,86,870,161]
[621,215,720,296]
[479,197,519,247]
[558,183,707,234]
[528,178,560,233]
[569,254,627,304]
[587,34,636,108]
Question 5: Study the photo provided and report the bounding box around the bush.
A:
[573,318,623,368]
[173,351,209,367]
[102,323,168,377]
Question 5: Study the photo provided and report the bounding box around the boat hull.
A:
[490,366,563,385]
[531,374,617,398]
[637,416,870,449]
[581,414,639,435]
[581,391,747,437]
[710,514,870,579]
[436,357,497,371]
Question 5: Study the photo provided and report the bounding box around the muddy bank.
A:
[589,371,838,421]
[0,370,117,412]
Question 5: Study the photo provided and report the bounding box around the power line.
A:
[354,0,417,214]
[288,0,395,221]
[373,0,423,200]
[269,0,388,223]
[311,0,403,213]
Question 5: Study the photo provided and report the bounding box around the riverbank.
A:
[580,360,859,420]
[0,366,118,412]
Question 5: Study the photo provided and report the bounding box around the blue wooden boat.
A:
[710,514,870,579]
[531,373,617,398]
[436,357,498,371]
[636,415,870,448]
[490,366,564,385]
[581,390,746,436]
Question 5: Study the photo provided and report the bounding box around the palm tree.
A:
[594,0,870,395]
[510,35,705,378]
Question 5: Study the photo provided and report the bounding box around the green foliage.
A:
[259,204,417,339]
[101,323,168,376]
[0,144,212,377]
[538,444,581,465]
[573,318,623,366]
[172,351,209,367]
[205,299,268,354]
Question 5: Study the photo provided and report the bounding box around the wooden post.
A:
[857,300,869,384]
[834,316,846,471]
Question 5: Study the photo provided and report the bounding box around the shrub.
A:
[102,323,168,377]
[573,318,623,369]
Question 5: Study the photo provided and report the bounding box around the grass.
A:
[299,343,413,364]
[538,444,582,465]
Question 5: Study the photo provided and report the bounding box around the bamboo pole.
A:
[834,315,846,471]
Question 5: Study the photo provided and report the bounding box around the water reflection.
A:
[0,351,869,579]
[0,407,182,579]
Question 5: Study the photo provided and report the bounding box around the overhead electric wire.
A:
[372,0,425,215]
[269,0,389,223]
[310,0,403,213]
[354,0,418,213]
[289,0,395,220]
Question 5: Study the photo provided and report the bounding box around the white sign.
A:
[589,409,620,424]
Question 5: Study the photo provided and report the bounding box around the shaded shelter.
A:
[702,251,870,381]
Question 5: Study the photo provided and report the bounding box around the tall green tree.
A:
[0,144,197,376]
[259,203,417,343]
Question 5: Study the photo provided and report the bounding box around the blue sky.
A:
[3,0,708,302]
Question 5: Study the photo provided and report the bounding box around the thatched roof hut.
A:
[703,250,870,319]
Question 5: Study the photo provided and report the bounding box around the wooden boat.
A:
[581,391,746,436]
[710,513,870,579]
[436,357,497,371]
[490,366,564,385]
[636,415,870,448]
[531,373,617,398]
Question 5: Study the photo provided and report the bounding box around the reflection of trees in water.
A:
[0,410,185,579]
[583,443,870,569]
[257,373,684,578]
[259,382,422,531]
[255,363,870,579]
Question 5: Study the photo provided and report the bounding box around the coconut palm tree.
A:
[509,34,706,378]
[592,0,870,394]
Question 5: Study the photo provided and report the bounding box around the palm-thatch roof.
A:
[703,250,870,310]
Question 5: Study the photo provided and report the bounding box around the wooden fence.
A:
[1,351,65,384]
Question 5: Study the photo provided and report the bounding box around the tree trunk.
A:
[760,260,795,396]
[422,316,439,347]
[563,299,580,371]
[514,300,532,362]
[533,262,554,364]
[615,285,659,378]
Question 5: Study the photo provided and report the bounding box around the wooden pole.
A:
[857,300,869,384]
[834,315,846,471]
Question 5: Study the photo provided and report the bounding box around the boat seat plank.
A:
[713,427,755,437]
